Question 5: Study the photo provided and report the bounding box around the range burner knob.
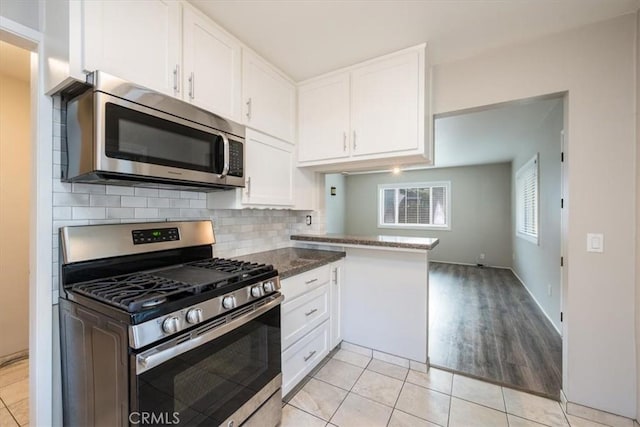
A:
[250,286,262,298]
[162,316,180,334]
[185,308,203,324]
[262,281,275,293]
[222,296,236,309]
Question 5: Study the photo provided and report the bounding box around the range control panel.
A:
[132,227,179,245]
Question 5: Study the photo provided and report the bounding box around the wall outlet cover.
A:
[586,233,604,253]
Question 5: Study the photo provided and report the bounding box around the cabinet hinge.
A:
[560,256,564,267]
[561,312,563,322]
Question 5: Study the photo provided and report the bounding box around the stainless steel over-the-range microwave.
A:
[63,71,245,190]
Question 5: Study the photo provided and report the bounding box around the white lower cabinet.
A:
[280,261,343,396]
[282,320,330,396]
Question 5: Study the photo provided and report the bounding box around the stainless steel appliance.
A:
[63,71,245,190]
[58,220,282,426]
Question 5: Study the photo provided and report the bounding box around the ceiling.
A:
[190,0,639,82]
[433,97,562,168]
[0,40,30,82]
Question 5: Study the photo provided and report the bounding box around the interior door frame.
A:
[0,14,53,426]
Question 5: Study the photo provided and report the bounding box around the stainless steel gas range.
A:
[58,220,283,427]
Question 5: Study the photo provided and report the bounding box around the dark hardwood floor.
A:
[428,262,562,399]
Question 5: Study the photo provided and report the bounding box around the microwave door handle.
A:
[217,133,230,179]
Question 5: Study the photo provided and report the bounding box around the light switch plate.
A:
[587,233,604,253]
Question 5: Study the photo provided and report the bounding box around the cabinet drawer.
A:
[282,320,329,396]
[280,265,331,301]
[282,284,329,350]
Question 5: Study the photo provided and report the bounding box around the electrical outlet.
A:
[547,284,552,296]
[305,215,312,226]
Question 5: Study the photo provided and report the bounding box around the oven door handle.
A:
[136,295,283,375]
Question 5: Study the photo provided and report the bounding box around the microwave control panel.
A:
[228,140,243,177]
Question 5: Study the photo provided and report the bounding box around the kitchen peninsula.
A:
[290,234,439,365]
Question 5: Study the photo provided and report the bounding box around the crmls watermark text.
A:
[129,412,180,425]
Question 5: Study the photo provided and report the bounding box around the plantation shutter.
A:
[516,155,539,241]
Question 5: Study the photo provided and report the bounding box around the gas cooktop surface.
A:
[70,258,275,313]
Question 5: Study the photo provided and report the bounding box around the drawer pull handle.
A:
[305,308,318,317]
[305,278,318,285]
[304,350,317,362]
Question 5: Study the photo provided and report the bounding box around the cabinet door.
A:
[298,74,350,162]
[350,50,422,156]
[182,6,241,121]
[83,0,180,96]
[243,130,294,206]
[242,50,296,143]
[330,261,344,349]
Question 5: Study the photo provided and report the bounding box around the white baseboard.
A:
[510,268,562,336]
[430,259,512,269]
[565,400,635,427]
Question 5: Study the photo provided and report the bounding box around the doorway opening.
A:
[428,94,566,399]
[0,39,32,426]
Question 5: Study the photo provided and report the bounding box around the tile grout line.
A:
[325,355,373,425]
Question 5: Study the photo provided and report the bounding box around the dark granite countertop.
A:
[290,233,439,251]
[235,247,346,279]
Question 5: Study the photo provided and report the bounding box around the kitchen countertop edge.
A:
[290,234,439,251]
[235,247,346,280]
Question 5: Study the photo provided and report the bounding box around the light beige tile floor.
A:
[282,347,613,427]
[0,358,28,427]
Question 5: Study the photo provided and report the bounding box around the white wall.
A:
[512,101,563,333]
[0,0,39,31]
[344,163,513,266]
[433,14,636,417]
[325,173,346,234]
[0,72,30,358]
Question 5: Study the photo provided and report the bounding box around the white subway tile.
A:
[52,163,62,179]
[158,208,181,218]
[72,207,106,220]
[53,180,72,193]
[134,208,159,218]
[72,183,106,194]
[170,198,189,208]
[89,219,121,225]
[107,208,135,219]
[53,136,62,150]
[148,198,170,208]
[189,199,206,209]
[106,185,135,196]
[134,187,159,198]
[158,189,181,198]
[53,192,89,207]
[198,193,206,200]
[180,191,198,199]
[121,196,147,208]
[53,206,72,220]
[90,194,121,207]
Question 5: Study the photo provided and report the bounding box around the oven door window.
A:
[136,307,281,426]
[105,102,224,174]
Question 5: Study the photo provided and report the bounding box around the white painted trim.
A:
[510,268,561,336]
[0,16,42,47]
[0,15,53,427]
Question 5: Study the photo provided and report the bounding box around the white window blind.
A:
[378,182,450,229]
[516,154,539,244]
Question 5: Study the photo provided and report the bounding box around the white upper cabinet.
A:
[242,50,296,143]
[296,44,430,171]
[207,129,294,209]
[350,51,421,156]
[83,0,180,96]
[182,5,242,121]
[298,73,351,162]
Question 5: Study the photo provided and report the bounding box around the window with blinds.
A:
[516,154,539,244]
[378,182,450,229]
